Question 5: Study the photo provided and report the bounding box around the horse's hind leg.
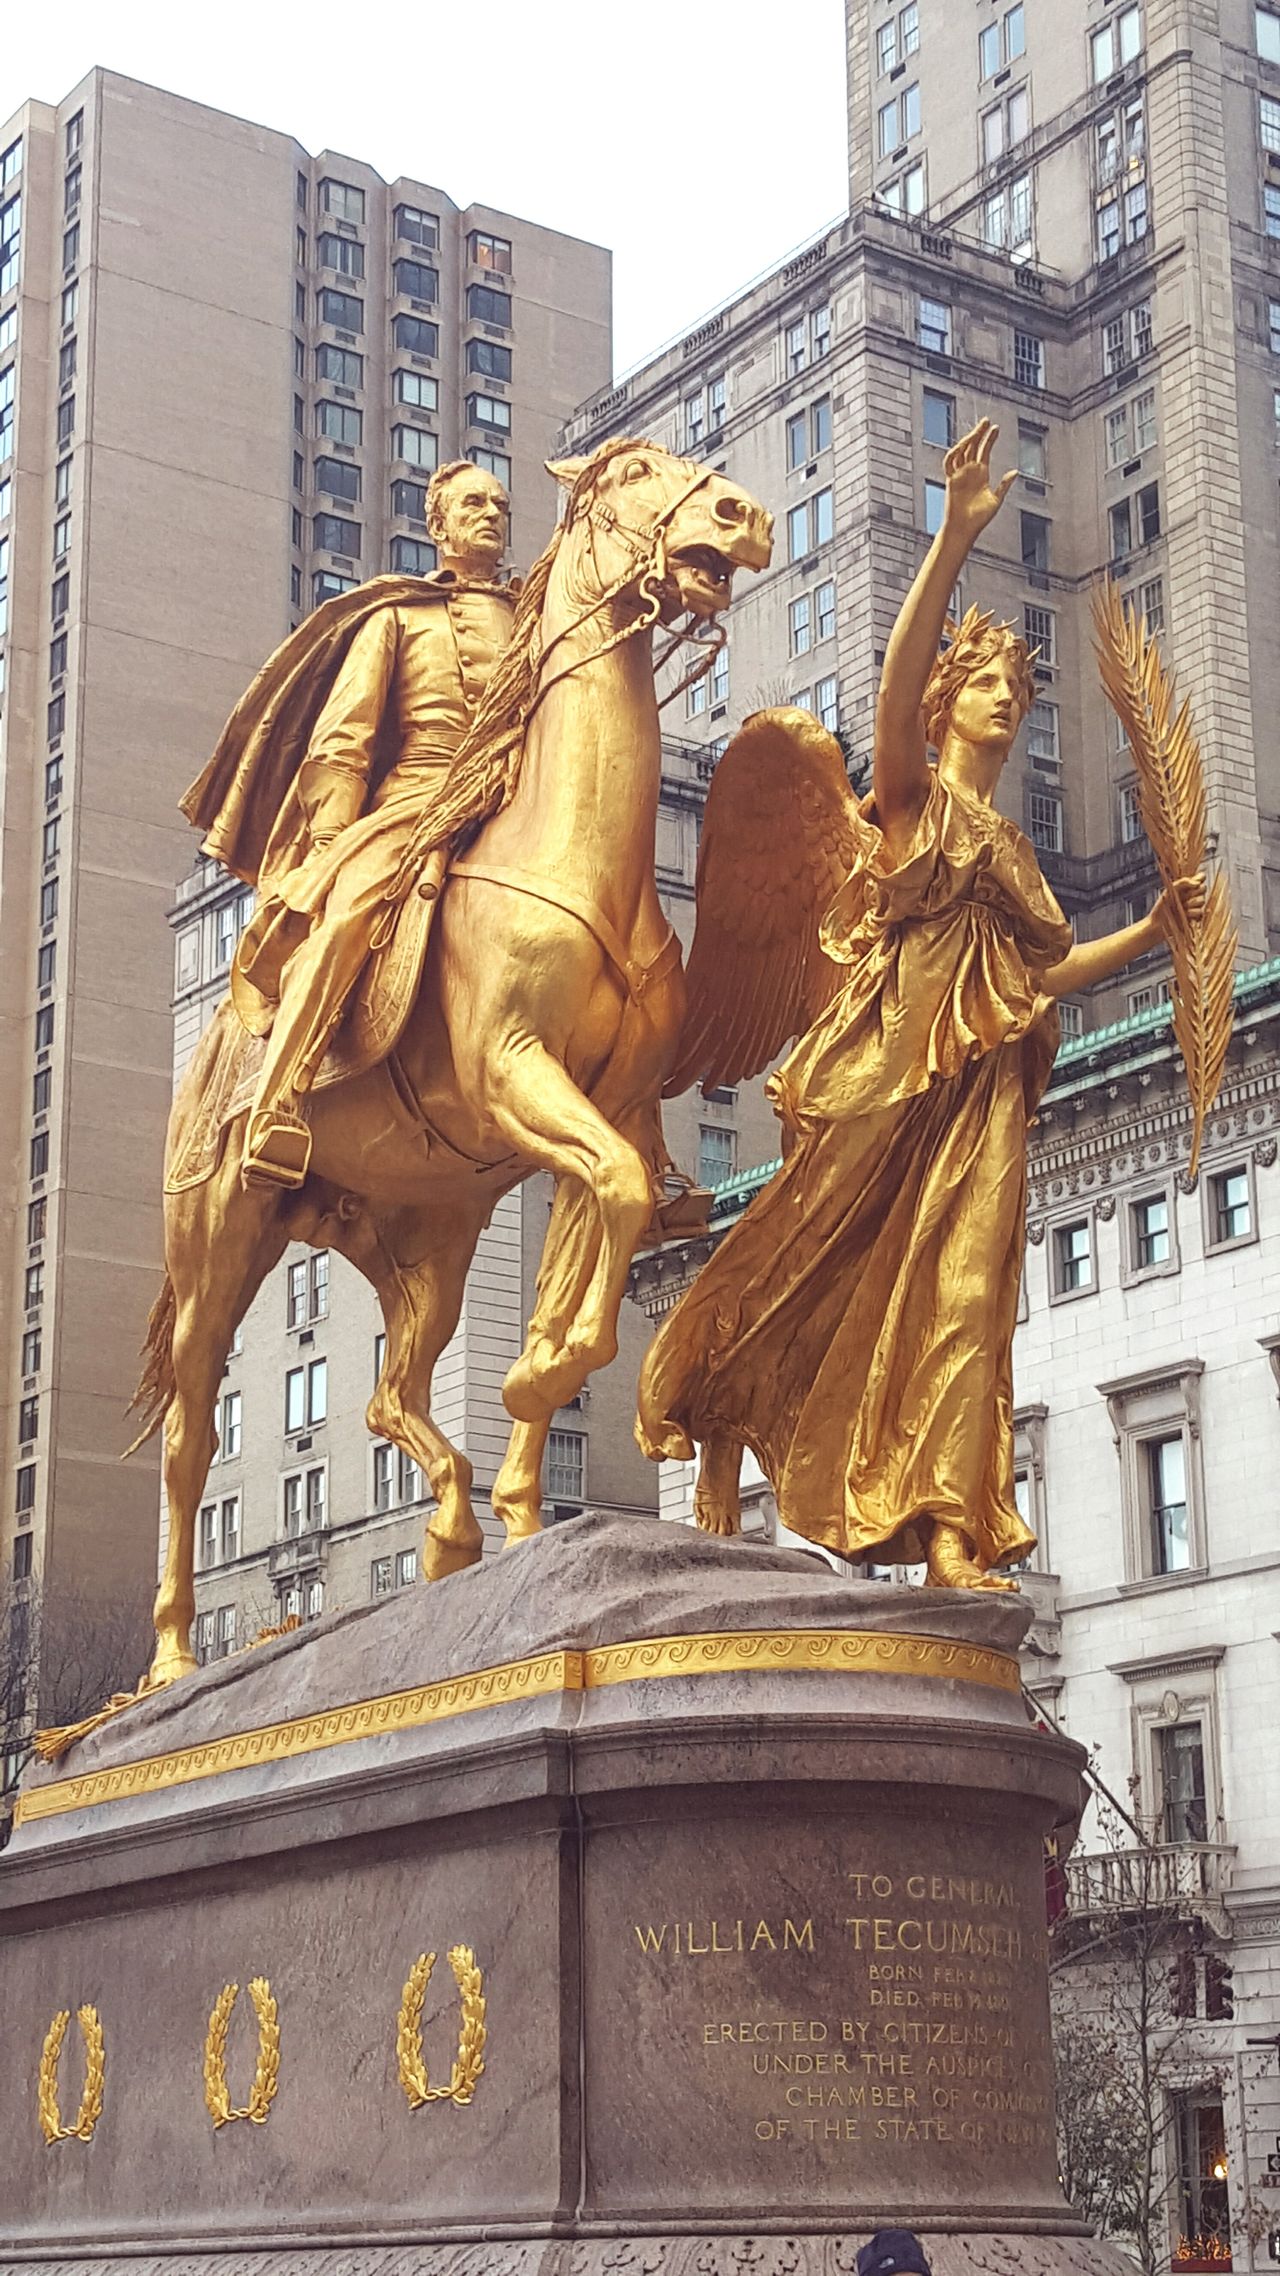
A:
[149,1149,287,1685]
[337,1196,488,1583]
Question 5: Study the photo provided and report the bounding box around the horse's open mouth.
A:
[670,545,736,603]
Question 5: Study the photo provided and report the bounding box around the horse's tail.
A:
[122,1273,178,1457]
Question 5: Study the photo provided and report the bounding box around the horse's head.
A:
[547,438,773,624]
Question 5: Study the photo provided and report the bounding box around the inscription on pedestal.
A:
[584,1825,1062,2221]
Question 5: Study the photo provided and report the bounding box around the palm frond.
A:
[1092,580,1237,1177]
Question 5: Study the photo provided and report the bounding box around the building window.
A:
[30,1131,49,1179]
[924,478,945,536]
[320,179,365,223]
[1142,1436,1191,1576]
[710,645,729,707]
[393,425,439,471]
[316,343,362,387]
[398,1450,422,1504]
[285,1359,328,1432]
[466,391,511,433]
[214,1605,236,1659]
[470,229,512,272]
[305,1466,327,1530]
[393,257,439,303]
[787,489,833,560]
[1013,331,1044,390]
[316,458,361,503]
[372,1443,394,1510]
[1207,1163,1253,1249]
[283,1472,303,1536]
[816,578,836,641]
[391,478,428,521]
[396,1548,417,1588]
[1052,1217,1093,1296]
[16,1462,36,1515]
[317,233,364,279]
[1110,498,1133,560]
[816,675,839,730]
[918,296,951,354]
[317,288,363,332]
[467,338,511,382]
[395,204,438,249]
[1090,5,1142,80]
[391,536,436,575]
[546,1429,586,1505]
[1170,2093,1231,2260]
[316,401,361,446]
[1,138,21,187]
[371,1555,394,1598]
[219,1391,242,1461]
[1020,511,1050,572]
[469,446,511,485]
[1138,575,1164,632]
[1158,1719,1208,1842]
[24,1263,43,1307]
[1263,94,1280,153]
[922,388,954,448]
[789,594,812,657]
[32,1068,51,1114]
[13,1532,33,1581]
[393,314,439,358]
[1260,5,1280,60]
[1026,699,1059,773]
[1266,184,1280,240]
[217,1493,240,1565]
[467,283,512,327]
[314,512,360,556]
[1131,1191,1171,1271]
[698,1123,737,1185]
[18,1394,38,1442]
[1023,602,1054,666]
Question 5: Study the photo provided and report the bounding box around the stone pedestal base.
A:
[1,1515,1114,2273]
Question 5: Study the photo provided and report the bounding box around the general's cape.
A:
[180,571,515,888]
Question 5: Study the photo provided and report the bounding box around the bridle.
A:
[525,457,730,724]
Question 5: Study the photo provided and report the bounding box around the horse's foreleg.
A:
[484,1041,653,1423]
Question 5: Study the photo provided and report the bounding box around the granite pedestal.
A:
[0,1513,1121,2276]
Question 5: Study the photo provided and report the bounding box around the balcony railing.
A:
[1065,1843,1234,1916]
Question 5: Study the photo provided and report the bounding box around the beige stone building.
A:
[568,0,1280,1006]
[0,68,611,1762]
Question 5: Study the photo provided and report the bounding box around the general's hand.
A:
[1152,872,1207,940]
[943,419,1018,545]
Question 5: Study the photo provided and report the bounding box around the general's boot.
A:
[242,1106,312,1191]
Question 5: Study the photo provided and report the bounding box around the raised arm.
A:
[874,419,1017,845]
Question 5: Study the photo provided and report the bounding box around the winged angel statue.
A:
[639,421,1210,1588]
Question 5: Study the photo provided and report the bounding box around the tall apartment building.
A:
[568,0,1280,1012]
[0,67,611,1750]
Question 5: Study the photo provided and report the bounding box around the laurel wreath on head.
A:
[38,2005,105,2144]
[202,1977,281,2128]
[396,1945,487,2110]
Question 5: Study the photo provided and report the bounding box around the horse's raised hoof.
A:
[421,1528,484,1583]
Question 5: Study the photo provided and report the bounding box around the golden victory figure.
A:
[639,421,1209,1587]
[118,439,772,1694]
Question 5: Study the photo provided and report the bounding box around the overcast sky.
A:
[4,1,850,375]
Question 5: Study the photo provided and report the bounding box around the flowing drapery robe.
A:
[638,775,1074,1568]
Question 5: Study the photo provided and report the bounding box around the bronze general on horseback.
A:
[124,439,773,1693]
[183,460,518,1190]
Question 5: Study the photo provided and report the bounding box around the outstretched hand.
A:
[1153,872,1208,940]
[943,419,1018,545]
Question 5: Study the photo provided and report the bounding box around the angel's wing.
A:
[664,707,874,1099]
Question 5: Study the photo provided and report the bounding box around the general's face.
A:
[948,650,1026,757]
[433,471,508,574]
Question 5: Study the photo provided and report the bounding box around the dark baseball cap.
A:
[856,2232,933,2276]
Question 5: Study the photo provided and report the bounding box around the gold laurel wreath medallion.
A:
[202,1977,280,2128]
[37,2005,105,2144]
[396,1944,487,2110]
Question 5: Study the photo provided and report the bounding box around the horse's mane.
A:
[421,436,666,852]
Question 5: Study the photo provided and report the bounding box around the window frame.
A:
[1099,1359,1208,1587]
[1203,1158,1257,1255]
[1122,1182,1180,1286]
[1049,1211,1096,1303]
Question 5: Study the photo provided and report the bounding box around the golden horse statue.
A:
[130,438,773,1689]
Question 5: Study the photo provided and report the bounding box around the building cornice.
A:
[1107,1644,1226,1684]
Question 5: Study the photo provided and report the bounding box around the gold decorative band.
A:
[15,1628,1017,1827]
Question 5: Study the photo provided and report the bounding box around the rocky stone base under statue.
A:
[1,1514,1129,2276]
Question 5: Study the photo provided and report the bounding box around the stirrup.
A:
[243,1108,312,1191]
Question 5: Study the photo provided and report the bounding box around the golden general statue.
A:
[186,460,519,1190]
[122,439,773,1691]
[638,421,1214,1587]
